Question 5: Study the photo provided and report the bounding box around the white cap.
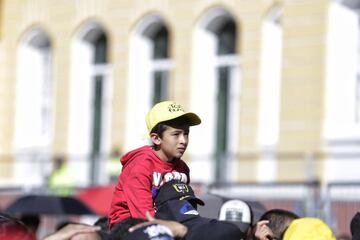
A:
[219,199,252,224]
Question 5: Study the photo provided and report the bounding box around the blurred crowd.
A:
[1,182,360,240]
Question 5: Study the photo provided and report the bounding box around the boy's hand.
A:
[129,211,188,238]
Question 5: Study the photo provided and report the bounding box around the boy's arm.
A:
[123,162,155,218]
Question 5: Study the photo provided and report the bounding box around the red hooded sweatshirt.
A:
[108,145,190,227]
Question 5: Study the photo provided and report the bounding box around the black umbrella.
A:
[5,195,95,215]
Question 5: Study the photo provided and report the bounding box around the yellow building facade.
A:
[0,0,359,187]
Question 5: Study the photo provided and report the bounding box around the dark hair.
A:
[351,212,360,238]
[0,212,36,240]
[259,209,299,239]
[109,218,146,240]
[94,217,110,240]
[150,116,193,138]
[94,216,109,230]
[19,214,40,233]
[150,123,169,138]
[150,123,169,151]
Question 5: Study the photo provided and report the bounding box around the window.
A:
[325,1,360,139]
[257,6,283,181]
[15,29,53,148]
[14,28,53,185]
[150,25,169,105]
[213,19,237,182]
[69,22,111,185]
[91,33,108,157]
[126,15,171,149]
[191,9,240,183]
[324,0,360,182]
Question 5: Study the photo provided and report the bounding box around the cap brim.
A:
[155,200,200,223]
[183,112,201,126]
[172,112,201,126]
[180,195,205,206]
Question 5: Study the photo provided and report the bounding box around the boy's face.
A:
[152,124,190,162]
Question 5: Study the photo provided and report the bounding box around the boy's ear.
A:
[150,133,161,145]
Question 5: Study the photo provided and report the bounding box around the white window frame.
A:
[324,1,360,140]
[190,8,241,182]
[257,6,283,182]
[126,15,172,150]
[68,22,112,185]
[324,1,360,182]
[14,28,53,186]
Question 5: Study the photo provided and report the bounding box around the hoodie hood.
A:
[120,145,155,167]
[120,145,181,169]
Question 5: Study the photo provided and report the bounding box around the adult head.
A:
[258,208,299,239]
[19,214,40,234]
[153,181,245,240]
[350,212,360,240]
[283,217,336,240]
[218,199,253,236]
[0,212,36,240]
[154,180,204,210]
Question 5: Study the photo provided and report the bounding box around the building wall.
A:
[0,0,341,185]
[278,1,328,181]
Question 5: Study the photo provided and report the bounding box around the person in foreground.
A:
[350,211,360,240]
[282,217,336,240]
[108,100,201,229]
[153,180,245,240]
[252,208,299,240]
[109,211,187,240]
[0,212,36,240]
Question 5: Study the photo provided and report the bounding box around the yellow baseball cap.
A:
[145,100,201,133]
[283,217,336,240]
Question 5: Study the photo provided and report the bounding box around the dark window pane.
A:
[94,33,107,64]
[90,75,104,185]
[215,67,230,181]
[356,74,360,122]
[92,76,103,154]
[152,27,168,59]
[152,71,169,105]
[216,67,229,154]
[216,20,236,55]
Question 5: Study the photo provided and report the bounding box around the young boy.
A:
[108,100,201,228]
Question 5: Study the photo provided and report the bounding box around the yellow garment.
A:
[283,217,336,240]
[48,164,75,196]
[106,156,122,180]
